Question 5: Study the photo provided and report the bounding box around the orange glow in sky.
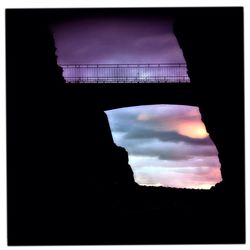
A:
[106,105,222,189]
[177,121,209,139]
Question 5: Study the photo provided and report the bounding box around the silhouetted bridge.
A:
[61,63,190,83]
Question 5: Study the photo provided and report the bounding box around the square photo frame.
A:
[6,7,245,245]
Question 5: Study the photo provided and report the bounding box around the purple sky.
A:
[51,15,186,64]
[106,105,222,189]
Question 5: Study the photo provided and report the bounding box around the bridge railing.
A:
[61,63,190,83]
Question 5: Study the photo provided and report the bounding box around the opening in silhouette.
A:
[106,104,222,189]
[51,13,190,83]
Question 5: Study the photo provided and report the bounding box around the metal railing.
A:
[61,63,190,83]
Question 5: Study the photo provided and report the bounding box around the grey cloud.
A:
[106,110,138,132]
[130,155,220,169]
[106,105,219,163]
[124,137,217,161]
[108,105,203,134]
[125,128,213,146]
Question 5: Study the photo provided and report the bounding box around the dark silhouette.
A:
[6,8,244,245]
[173,8,245,242]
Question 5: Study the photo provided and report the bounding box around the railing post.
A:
[97,64,99,83]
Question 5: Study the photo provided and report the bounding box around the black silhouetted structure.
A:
[6,8,245,245]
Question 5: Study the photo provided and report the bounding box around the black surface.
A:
[6,8,245,245]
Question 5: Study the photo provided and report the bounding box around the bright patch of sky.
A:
[105,105,222,189]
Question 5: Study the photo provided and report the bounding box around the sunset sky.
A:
[50,14,221,189]
[106,105,222,189]
[51,14,185,64]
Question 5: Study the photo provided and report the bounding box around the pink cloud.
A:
[106,105,222,189]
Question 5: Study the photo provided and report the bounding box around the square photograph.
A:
[6,7,245,245]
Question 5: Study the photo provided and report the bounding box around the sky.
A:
[51,15,186,64]
[105,105,222,189]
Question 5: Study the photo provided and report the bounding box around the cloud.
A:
[107,105,218,162]
[129,155,220,169]
[52,15,186,64]
[107,105,203,134]
[123,138,217,161]
[105,105,222,189]
[125,128,212,145]
[133,166,222,189]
